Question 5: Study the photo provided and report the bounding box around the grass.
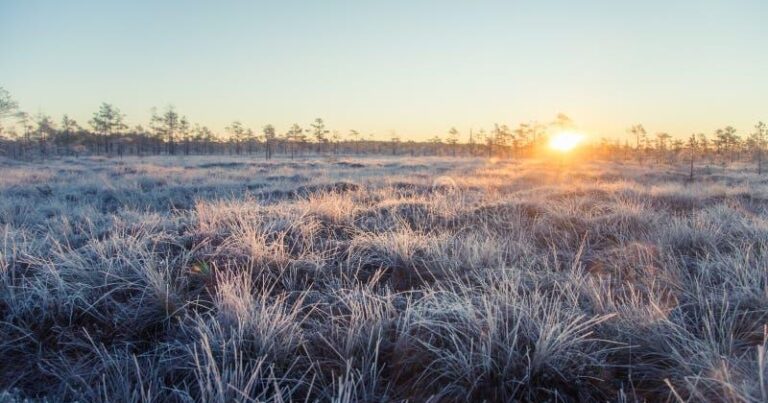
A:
[0,155,767,401]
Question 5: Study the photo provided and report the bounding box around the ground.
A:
[1,155,766,402]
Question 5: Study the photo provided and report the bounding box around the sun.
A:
[549,131,585,152]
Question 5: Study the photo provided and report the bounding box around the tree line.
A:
[0,87,765,174]
[590,122,768,176]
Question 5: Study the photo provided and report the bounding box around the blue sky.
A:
[1,0,766,140]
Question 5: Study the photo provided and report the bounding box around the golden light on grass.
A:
[549,131,585,152]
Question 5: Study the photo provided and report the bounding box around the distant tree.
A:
[7,97,766,166]
[263,124,276,160]
[89,103,126,155]
[286,124,304,159]
[628,125,646,150]
[368,133,377,153]
[478,128,492,158]
[244,127,256,154]
[655,132,670,150]
[132,124,149,155]
[447,127,459,157]
[0,87,17,118]
[467,129,476,156]
[34,113,55,157]
[622,139,631,160]
[748,121,767,174]
[529,122,546,148]
[331,130,341,155]
[193,124,215,154]
[492,124,512,158]
[655,132,671,163]
[59,114,79,154]
[115,134,132,158]
[429,135,442,155]
[671,139,683,155]
[714,128,726,157]
[311,118,329,154]
[390,131,400,155]
[513,123,530,157]
[552,113,574,131]
[697,133,709,160]
[348,129,360,154]
[686,134,698,181]
[406,139,416,156]
[628,124,647,163]
[643,134,653,157]
[714,126,739,163]
[226,121,246,154]
[0,87,18,137]
[179,116,191,155]
[16,112,33,154]
[151,106,181,155]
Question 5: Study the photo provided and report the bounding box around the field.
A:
[1,155,767,402]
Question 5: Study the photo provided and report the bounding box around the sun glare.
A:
[549,131,585,152]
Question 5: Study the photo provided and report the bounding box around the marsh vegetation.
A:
[1,155,767,401]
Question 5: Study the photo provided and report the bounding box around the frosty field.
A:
[1,155,767,402]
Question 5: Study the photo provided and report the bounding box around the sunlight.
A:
[549,131,585,152]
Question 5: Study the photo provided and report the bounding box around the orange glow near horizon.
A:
[549,131,585,152]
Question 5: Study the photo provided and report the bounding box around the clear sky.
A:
[1,0,766,140]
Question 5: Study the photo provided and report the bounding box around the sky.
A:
[1,0,766,141]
